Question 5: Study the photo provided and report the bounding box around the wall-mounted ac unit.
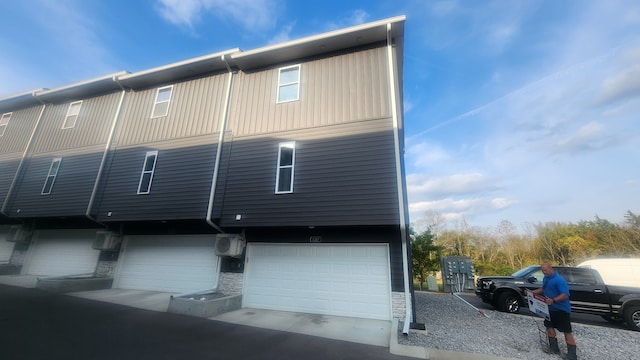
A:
[6,225,31,243]
[92,231,122,251]
[215,234,245,257]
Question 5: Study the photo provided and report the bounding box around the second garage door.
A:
[243,243,392,320]
[0,227,16,264]
[22,229,100,276]
[114,235,220,293]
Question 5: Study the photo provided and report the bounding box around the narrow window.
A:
[151,86,173,118]
[275,142,295,194]
[62,101,82,129]
[137,151,158,194]
[276,65,300,103]
[0,112,11,136]
[41,158,62,195]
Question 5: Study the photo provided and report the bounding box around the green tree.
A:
[411,228,442,290]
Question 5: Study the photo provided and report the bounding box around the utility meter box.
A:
[440,256,475,293]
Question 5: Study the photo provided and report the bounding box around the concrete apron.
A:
[212,308,391,347]
[0,275,39,288]
[69,289,174,312]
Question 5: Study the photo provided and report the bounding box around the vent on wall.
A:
[215,234,245,257]
[92,231,122,251]
[6,225,31,243]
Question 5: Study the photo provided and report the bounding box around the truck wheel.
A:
[498,292,520,313]
[624,305,640,331]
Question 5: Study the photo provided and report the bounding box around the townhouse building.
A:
[0,16,412,323]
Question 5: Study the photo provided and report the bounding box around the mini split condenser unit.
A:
[6,225,31,243]
[92,231,122,251]
[215,234,245,257]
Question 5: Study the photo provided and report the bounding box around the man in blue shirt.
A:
[533,263,577,359]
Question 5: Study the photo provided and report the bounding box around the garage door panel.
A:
[23,230,99,276]
[244,244,391,320]
[115,235,219,293]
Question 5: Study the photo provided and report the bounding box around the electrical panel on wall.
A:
[440,256,475,293]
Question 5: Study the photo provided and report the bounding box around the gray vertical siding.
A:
[31,92,121,153]
[114,74,228,146]
[0,156,20,206]
[0,105,43,154]
[219,119,399,227]
[227,46,390,136]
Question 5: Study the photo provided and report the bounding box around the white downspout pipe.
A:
[85,84,127,225]
[206,55,234,233]
[1,101,46,216]
[387,22,412,335]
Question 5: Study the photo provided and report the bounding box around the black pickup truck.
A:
[475,265,640,331]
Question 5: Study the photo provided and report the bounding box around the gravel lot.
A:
[398,291,640,360]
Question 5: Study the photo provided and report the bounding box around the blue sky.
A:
[1,0,639,233]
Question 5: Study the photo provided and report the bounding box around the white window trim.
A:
[41,158,62,195]
[275,142,296,194]
[276,65,300,103]
[62,101,82,129]
[0,112,11,136]
[137,151,158,194]
[151,85,173,118]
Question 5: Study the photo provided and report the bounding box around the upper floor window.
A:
[277,65,300,103]
[151,86,173,118]
[275,142,295,194]
[137,151,158,194]
[42,158,62,195]
[0,112,11,136]
[62,101,82,129]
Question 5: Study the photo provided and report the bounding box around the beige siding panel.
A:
[228,46,390,137]
[0,105,43,154]
[31,92,122,153]
[115,74,228,146]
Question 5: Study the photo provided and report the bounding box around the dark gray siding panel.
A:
[5,150,103,217]
[219,120,399,227]
[31,92,121,153]
[0,157,20,206]
[0,105,43,154]
[95,139,217,222]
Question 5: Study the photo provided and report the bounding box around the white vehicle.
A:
[577,258,640,287]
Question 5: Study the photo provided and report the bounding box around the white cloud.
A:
[409,196,515,225]
[268,22,296,45]
[407,172,497,198]
[594,63,640,106]
[155,0,278,32]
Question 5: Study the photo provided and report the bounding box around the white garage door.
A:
[244,244,391,320]
[23,229,100,276]
[0,227,16,263]
[114,235,220,293]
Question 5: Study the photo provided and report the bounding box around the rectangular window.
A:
[276,65,300,103]
[151,86,173,118]
[41,158,62,195]
[0,112,11,136]
[62,101,82,129]
[275,142,295,194]
[137,151,158,194]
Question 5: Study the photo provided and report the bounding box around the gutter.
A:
[85,84,127,225]
[386,22,412,335]
[206,55,235,233]
[1,101,46,216]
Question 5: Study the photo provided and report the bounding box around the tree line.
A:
[411,211,640,288]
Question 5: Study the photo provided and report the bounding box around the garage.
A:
[113,235,220,293]
[22,229,100,276]
[243,243,392,320]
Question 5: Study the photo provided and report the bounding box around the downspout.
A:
[1,98,46,216]
[387,22,412,335]
[206,55,234,233]
[85,79,127,225]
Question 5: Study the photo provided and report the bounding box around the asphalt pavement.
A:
[0,284,413,360]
